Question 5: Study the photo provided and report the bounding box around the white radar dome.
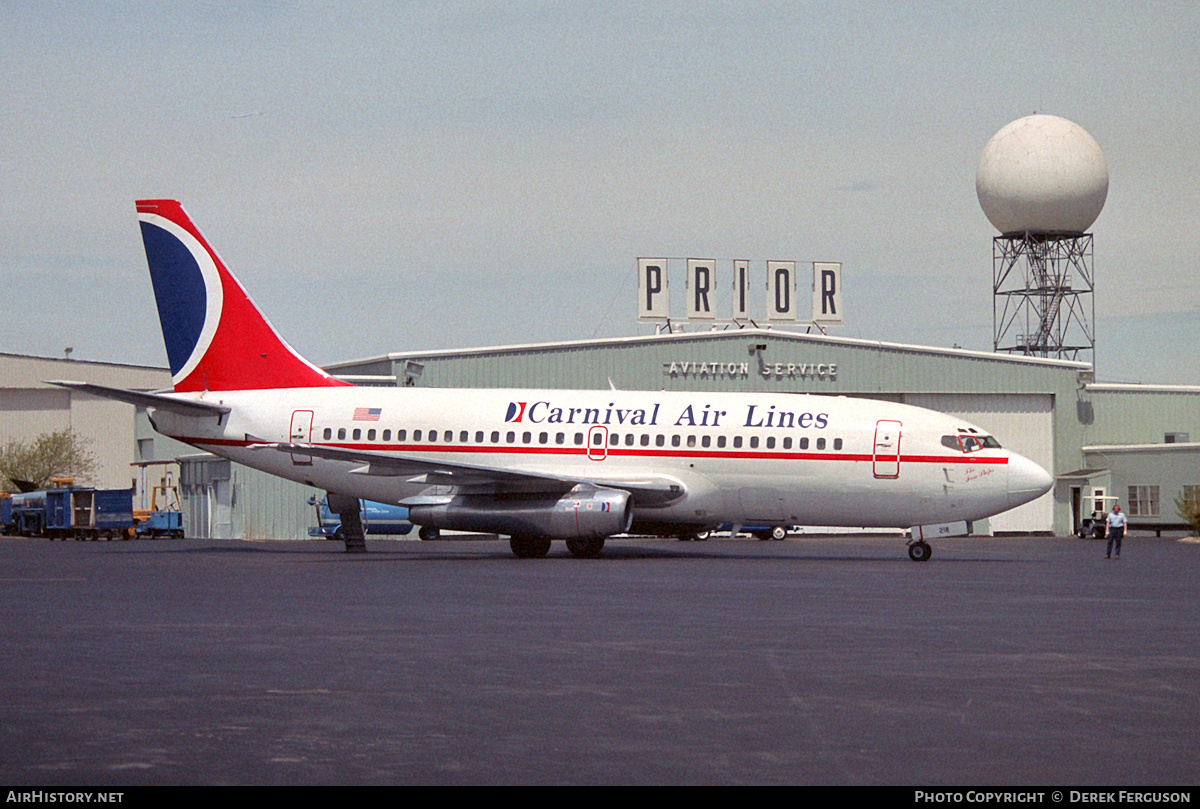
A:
[976,114,1108,236]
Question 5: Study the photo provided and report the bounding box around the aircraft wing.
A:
[47,380,231,417]
[257,442,686,505]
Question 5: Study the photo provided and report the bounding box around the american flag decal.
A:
[352,407,382,421]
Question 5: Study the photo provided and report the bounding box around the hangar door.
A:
[905,393,1054,534]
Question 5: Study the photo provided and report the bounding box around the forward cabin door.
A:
[872,420,902,478]
[289,410,315,466]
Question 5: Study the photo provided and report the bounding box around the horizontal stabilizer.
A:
[46,380,230,417]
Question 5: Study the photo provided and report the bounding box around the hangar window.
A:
[1127,485,1160,517]
[323,428,332,440]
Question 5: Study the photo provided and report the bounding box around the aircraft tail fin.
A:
[135,199,351,392]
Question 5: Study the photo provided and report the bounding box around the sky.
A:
[2,1,1197,384]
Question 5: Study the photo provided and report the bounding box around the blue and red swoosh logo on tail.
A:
[136,200,350,393]
[505,402,527,422]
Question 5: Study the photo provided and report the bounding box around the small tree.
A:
[0,428,99,492]
[1175,489,1200,537]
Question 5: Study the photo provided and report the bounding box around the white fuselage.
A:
[148,386,1051,533]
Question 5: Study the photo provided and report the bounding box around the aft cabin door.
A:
[872,420,902,478]
[289,410,314,466]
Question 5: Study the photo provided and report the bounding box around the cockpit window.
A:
[942,434,1002,453]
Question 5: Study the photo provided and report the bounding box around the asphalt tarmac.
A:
[1,532,1197,786]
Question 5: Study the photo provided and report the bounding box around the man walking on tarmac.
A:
[1106,504,1128,559]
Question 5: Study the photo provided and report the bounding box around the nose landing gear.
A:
[907,540,932,562]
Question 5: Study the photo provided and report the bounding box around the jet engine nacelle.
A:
[408,486,633,539]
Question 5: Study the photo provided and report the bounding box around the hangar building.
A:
[8,335,1197,540]
[313,328,1200,538]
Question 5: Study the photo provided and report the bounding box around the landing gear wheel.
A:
[510,535,552,559]
[565,537,605,558]
[908,541,932,562]
[770,525,788,541]
[418,526,440,541]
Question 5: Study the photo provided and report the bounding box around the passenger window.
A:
[834,438,843,450]
[506,431,515,443]
[766,437,775,449]
[701,435,711,448]
[799,437,808,449]
[352,428,361,441]
[428,430,437,442]
[323,428,332,440]
[491,431,500,443]
[338,428,346,440]
[398,429,407,441]
[522,432,532,444]
[367,429,376,441]
[816,437,826,450]
[475,431,484,442]
[750,436,759,449]
[413,429,422,441]
[655,435,665,447]
[539,432,548,444]
[610,433,620,445]
[593,432,604,445]
[460,431,469,442]
[640,434,650,446]
[625,434,634,446]
[783,437,792,449]
[671,435,681,447]
[556,433,565,445]
[717,436,726,448]
[574,433,584,445]
[686,435,696,448]
[383,429,391,441]
[733,436,743,448]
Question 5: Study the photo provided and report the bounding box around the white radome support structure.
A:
[977,114,1108,364]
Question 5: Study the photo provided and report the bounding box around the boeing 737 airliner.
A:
[53,200,1054,560]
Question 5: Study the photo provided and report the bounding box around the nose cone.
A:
[1008,453,1054,509]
